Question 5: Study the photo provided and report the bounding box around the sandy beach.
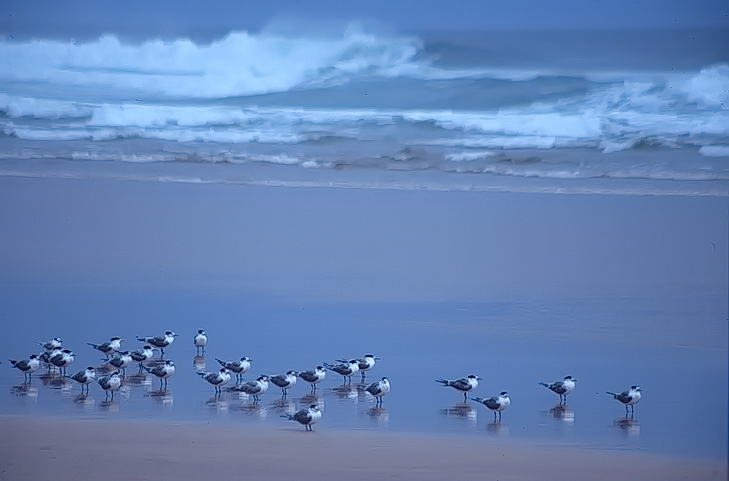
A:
[1,416,725,481]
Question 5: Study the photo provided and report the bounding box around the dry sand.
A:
[1,416,725,480]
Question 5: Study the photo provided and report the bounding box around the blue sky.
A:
[2,0,728,39]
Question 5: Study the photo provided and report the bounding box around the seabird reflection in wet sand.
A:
[549,403,575,423]
[440,403,477,422]
[193,355,206,373]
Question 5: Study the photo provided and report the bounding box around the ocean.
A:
[0,25,727,465]
[1,25,728,192]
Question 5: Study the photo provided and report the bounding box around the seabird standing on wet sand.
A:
[68,367,96,393]
[607,386,642,415]
[231,375,269,402]
[297,366,326,392]
[9,355,41,381]
[37,337,62,351]
[130,345,156,372]
[324,360,360,384]
[97,371,122,399]
[366,377,390,405]
[87,337,124,360]
[336,354,381,381]
[198,368,231,395]
[473,392,511,421]
[269,371,297,397]
[215,357,252,383]
[194,330,207,354]
[435,375,482,402]
[281,404,322,431]
[136,331,178,357]
[539,376,576,404]
[144,360,176,389]
[49,348,75,375]
[108,351,133,375]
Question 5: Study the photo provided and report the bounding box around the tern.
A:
[269,371,297,397]
[324,360,360,384]
[231,375,269,402]
[472,392,511,421]
[435,375,482,402]
[198,368,231,395]
[136,331,179,357]
[37,337,62,351]
[144,360,176,388]
[108,351,133,375]
[336,354,381,381]
[49,348,75,375]
[215,357,252,382]
[281,404,321,431]
[87,337,124,359]
[365,377,390,405]
[98,371,122,399]
[9,355,41,381]
[194,330,207,354]
[539,376,576,404]
[68,367,96,393]
[130,345,156,372]
[607,386,642,416]
[297,366,326,392]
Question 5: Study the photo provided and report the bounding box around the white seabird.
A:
[68,367,96,393]
[215,357,252,382]
[87,337,124,359]
[607,386,642,415]
[269,371,297,397]
[365,377,390,405]
[231,375,269,402]
[97,371,122,399]
[130,345,156,372]
[324,360,360,384]
[297,366,326,392]
[37,337,62,351]
[472,391,511,421]
[435,375,482,402]
[194,330,207,354]
[144,360,176,388]
[108,351,133,375]
[49,348,75,375]
[9,355,41,381]
[539,376,576,404]
[136,331,178,357]
[198,368,231,395]
[281,404,321,431]
[336,354,381,381]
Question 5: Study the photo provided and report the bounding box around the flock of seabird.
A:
[8,331,642,431]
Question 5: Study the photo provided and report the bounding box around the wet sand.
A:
[1,416,725,481]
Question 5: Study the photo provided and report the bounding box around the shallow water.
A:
[0,176,726,461]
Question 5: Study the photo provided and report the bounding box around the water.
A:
[1,25,728,189]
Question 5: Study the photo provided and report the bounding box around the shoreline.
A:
[1,415,725,480]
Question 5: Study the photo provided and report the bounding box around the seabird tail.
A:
[606,391,618,397]
[538,382,549,388]
[87,342,98,348]
[215,358,226,367]
[471,397,484,403]
[136,337,147,342]
[435,378,451,386]
[323,363,335,371]
[8,360,18,367]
